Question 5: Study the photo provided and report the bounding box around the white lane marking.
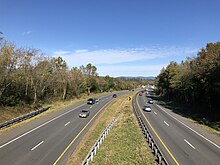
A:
[0,103,85,149]
[64,122,70,126]
[154,112,157,115]
[31,141,44,151]
[157,104,220,149]
[0,93,117,149]
[184,139,196,149]
[164,121,169,126]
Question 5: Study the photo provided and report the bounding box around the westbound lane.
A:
[0,91,128,165]
[136,92,220,165]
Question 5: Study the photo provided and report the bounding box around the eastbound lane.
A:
[0,91,127,165]
[136,92,220,165]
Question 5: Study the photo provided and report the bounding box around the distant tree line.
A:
[156,42,220,121]
[0,38,146,106]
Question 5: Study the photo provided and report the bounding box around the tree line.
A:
[0,38,144,106]
[156,42,220,121]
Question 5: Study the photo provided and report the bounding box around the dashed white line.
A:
[164,121,169,126]
[64,122,70,126]
[157,104,220,149]
[0,93,115,150]
[31,141,44,151]
[0,103,85,149]
[154,112,157,115]
[184,139,196,149]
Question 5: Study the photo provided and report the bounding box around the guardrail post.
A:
[91,151,94,161]
[94,146,97,155]
[158,154,162,165]
[82,115,120,165]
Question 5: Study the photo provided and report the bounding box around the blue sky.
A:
[2,0,220,77]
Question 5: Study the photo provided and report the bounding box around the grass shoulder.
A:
[67,93,155,165]
[0,92,110,133]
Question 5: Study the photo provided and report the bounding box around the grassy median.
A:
[67,93,155,165]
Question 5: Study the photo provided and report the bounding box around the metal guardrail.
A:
[132,95,168,165]
[82,114,120,165]
[0,106,51,129]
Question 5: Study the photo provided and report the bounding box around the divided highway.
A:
[135,91,220,165]
[0,91,127,165]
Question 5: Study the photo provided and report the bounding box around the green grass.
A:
[67,93,155,165]
[90,102,155,165]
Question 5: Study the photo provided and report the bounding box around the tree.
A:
[80,63,98,94]
[0,32,3,40]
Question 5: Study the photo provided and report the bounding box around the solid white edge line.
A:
[64,122,70,126]
[164,121,169,126]
[0,93,114,149]
[157,104,220,149]
[154,112,157,115]
[184,139,196,149]
[31,141,44,151]
[0,103,85,149]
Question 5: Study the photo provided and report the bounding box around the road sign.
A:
[128,96,132,101]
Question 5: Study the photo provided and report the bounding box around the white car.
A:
[94,98,99,103]
[143,105,152,112]
[148,100,153,104]
[79,109,90,118]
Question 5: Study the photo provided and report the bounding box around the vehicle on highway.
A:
[148,99,153,104]
[139,93,142,96]
[87,98,95,104]
[112,94,117,98]
[79,109,90,118]
[94,98,99,103]
[143,105,152,112]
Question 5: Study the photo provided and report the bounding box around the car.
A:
[139,93,142,96]
[94,98,99,103]
[112,94,117,98]
[79,109,90,118]
[143,105,152,112]
[87,98,95,104]
[148,99,153,104]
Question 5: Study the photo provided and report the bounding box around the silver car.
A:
[79,109,90,118]
[143,105,152,112]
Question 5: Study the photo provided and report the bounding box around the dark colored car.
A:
[139,93,142,96]
[87,98,95,104]
[79,109,90,118]
[112,94,117,98]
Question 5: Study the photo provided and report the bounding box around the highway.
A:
[0,91,127,165]
[135,91,220,165]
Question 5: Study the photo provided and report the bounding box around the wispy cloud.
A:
[98,64,168,77]
[22,30,32,36]
[52,46,197,65]
[51,46,198,76]
[53,50,71,55]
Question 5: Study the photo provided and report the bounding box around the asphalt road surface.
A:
[0,91,127,165]
[135,91,220,165]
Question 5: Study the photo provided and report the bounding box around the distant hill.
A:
[116,76,155,80]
